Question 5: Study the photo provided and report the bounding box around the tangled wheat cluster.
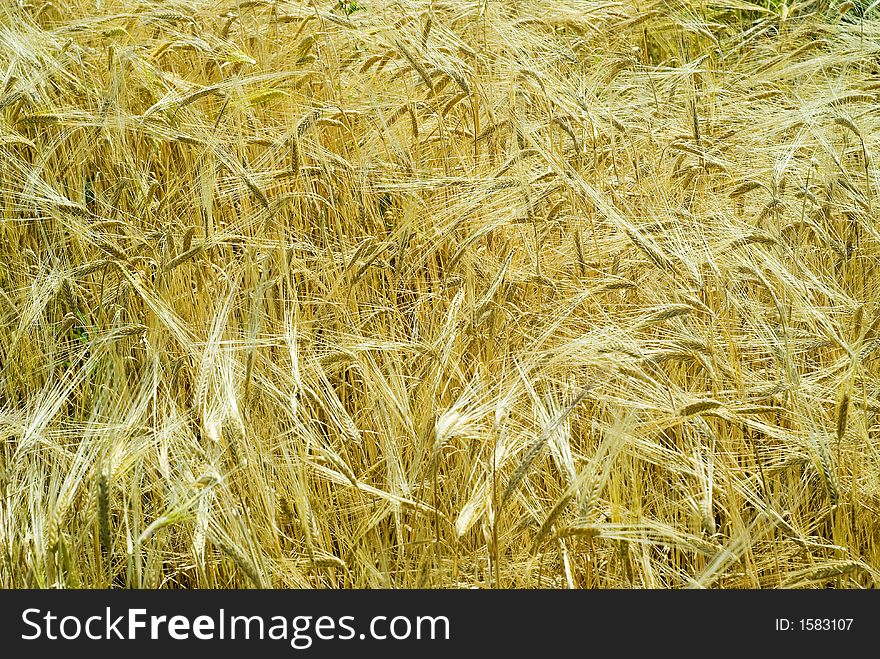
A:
[0,0,879,588]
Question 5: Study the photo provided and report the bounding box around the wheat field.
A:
[0,0,879,589]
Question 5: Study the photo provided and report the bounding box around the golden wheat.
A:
[0,0,878,590]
